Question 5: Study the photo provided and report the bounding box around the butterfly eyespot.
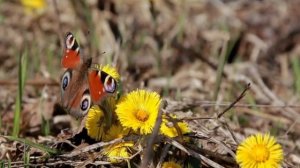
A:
[80,93,91,115]
[104,76,116,93]
[61,70,71,93]
[66,33,75,49]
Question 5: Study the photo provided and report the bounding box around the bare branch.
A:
[217,83,250,118]
[140,100,167,167]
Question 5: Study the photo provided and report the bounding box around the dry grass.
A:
[0,0,300,167]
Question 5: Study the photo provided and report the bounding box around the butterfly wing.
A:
[60,32,92,119]
[88,68,117,103]
[61,32,81,69]
[60,68,92,119]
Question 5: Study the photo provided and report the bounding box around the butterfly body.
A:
[60,32,117,119]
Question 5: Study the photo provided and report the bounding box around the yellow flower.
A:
[103,124,130,142]
[236,133,283,168]
[115,90,161,135]
[102,142,134,163]
[21,0,46,14]
[93,64,120,81]
[162,161,182,168]
[160,115,190,138]
[85,105,107,141]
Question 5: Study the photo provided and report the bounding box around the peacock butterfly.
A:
[60,32,117,119]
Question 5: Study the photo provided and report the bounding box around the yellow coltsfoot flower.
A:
[85,105,106,141]
[162,161,182,168]
[102,142,134,163]
[93,64,120,81]
[103,123,130,142]
[21,0,46,14]
[115,89,161,135]
[236,133,283,168]
[160,115,190,138]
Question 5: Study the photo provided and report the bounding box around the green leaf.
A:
[0,160,4,168]
[12,50,28,137]
[24,149,30,168]
[41,115,50,136]
[7,160,11,168]
[213,33,240,101]
[292,57,300,94]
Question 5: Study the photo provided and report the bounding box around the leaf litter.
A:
[0,0,300,167]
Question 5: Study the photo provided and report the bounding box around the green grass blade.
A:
[213,39,228,101]
[162,74,171,97]
[39,93,50,136]
[0,110,2,133]
[12,50,28,137]
[24,148,30,168]
[41,115,50,136]
[213,34,240,100]
[4,136,60,155]
[12,92,21,137]
[291,57,300,94]
[0,161,4,168]
[175,88,182,101]
[117,80,123,100]
[7,160,11,168]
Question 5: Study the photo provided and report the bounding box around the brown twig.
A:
[201,103,300,108]
[165,113,184,142]
[177,84,250,121]
[221,121,239,145]
[217,83,250,118]
[129,148,143,160]
[167,138,226,168]
[140,100,167,167]
[249,67,300,120]
[155,144,171,168]
[167,99,300,110]
[184,143,236,166]
[284,119,298,137]
[60,138,123,158]
[96,150,142,165]
[180,116,215,121]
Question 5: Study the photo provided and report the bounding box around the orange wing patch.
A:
[88,70,105,102]
[61,49,81,69]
